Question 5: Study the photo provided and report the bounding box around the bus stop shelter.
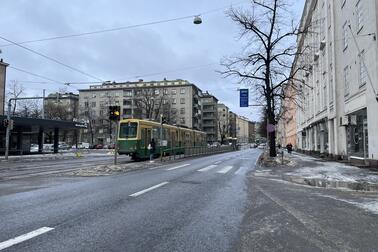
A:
[0,115,87,155]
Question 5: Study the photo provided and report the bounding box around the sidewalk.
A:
[0,149,113,162]
[256,151,378,192]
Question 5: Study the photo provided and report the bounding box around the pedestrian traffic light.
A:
[3,119,9,128]
[109,106,121,121]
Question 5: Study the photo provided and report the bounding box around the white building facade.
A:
[294,0,378,164]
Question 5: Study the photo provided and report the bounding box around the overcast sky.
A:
[0,0,305,121]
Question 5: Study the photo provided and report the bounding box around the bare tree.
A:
[44,101,70,120]
[134,88,166,122]
[17,98,43,118]
[221,0,310,157]
[79,97,97,145]
[6,80,25,115]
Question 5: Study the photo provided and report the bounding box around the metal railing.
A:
[159,145,236,162]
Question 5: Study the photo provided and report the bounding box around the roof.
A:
[0,115,87,130]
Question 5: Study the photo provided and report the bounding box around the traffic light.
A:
[109,106,121,121]
[3,119,8,128]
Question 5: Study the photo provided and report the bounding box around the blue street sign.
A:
[239,89,249,107]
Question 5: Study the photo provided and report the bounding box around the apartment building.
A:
[248,121,256,143]
[0,59,8,115]
[229,111,237,138]
[78,79,203,145]
[200,92,218,143]
[236,116,249,144]
[44,92,79,120]
[285,0,378,164]
[217,103,229,143]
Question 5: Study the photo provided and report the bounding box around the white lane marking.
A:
[234,166,249,175]
[129,182,169,197]
[197,165,217,172]
[0,227,54,251]
[166,164,190,171]
[213,161,223,165]
[217,166,233,174]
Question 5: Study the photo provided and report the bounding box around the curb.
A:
[281,174,378,192]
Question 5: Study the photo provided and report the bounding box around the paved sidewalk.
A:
[256,151,378,192]
[0,149,113,162]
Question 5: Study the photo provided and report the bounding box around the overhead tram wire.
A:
[8,66,79,90]
[0,1,248,47]
[0,35,104,82]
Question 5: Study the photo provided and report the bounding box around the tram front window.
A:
[119,122,138,139]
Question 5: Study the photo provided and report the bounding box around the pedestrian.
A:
[286,143,293,154]
[149,138,156,162]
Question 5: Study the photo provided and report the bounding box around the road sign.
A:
[239,89,249,107]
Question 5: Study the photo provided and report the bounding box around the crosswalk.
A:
[164,162,252,175]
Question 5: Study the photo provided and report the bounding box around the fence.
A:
[159,145,236,162]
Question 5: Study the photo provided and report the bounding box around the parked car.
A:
[30,144,39,153]
[257,143,266,149]
[77,142,90,149]
[250,143,258,148]
[43,144,53,152]
[58,142,70,150]
[94,144,103,149]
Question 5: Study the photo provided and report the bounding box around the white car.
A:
[30,144,39,153]
[257,143,267,149]
[78,142,90,149]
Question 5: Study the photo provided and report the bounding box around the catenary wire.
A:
[0,35,103,82]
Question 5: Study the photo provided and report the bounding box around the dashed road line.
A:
[129,182,169,197]
[197,165,218,172]
[217,166,233,174]
[166,164,190,171]
[0,227,54,251]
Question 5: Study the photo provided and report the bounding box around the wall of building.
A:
[290,0,378,162]
[0,60,9,115]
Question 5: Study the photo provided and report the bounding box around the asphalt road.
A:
[1,148,377,251]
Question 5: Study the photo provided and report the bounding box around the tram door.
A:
[141,128,152,156]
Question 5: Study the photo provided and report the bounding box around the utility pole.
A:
[114,120,119,165]
[160,114,163,161]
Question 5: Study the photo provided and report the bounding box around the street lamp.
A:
[193,16,202,24]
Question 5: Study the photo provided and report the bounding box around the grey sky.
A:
[0,0,305,121]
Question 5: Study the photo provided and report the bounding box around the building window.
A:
[342,21,348,50]
[171,89,177,95]
[180,88,185,94]
[164,89,168,95]
[91,102,96,108]
[124,90,132,97]
[154,89,159,95]
[180,108,185,114]
[180,98,185,104]
[356,0,363,32]
[84,102,89,108]
[92,93,96,98]
[180,118,185,124]
[359,50,367,87]
[163,99,167,105]
[123,100,132,106]
[344,66,350,96]
[172,98,177,104]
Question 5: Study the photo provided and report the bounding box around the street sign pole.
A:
[4,100,12,160]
